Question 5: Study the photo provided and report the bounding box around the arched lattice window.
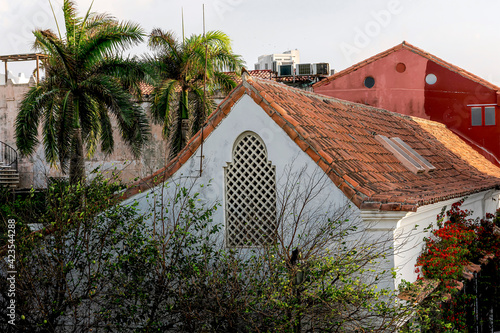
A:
[225,132,277,247]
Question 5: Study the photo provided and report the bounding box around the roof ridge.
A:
[410,116,447,128]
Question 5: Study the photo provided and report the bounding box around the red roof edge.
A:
[313,41,500,92]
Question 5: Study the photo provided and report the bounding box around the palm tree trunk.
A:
[69,128,85,185]
[69,96,85,185]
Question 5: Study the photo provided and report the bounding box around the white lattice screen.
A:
[225,133,277,247]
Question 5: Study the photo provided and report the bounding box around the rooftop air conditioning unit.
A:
[296,63,313,75]
[279,64,293,76]
[313,63,330,75]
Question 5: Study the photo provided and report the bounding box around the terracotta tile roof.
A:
[246,69,276,80]
[276,75,328,84]
[138,70,275,96]
[397,278,440,304]
[138,81,154,95]
[120,73,500,212]
[313,41,500,91]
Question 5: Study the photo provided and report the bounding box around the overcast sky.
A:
[1,0,500,85]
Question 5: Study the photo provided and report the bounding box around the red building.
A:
[313,42,500,166]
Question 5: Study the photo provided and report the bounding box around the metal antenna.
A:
[200,4,208,177]
[181,7,185,44]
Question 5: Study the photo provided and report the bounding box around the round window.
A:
[396,62,406,73]
[425,73,437,85]
[364,76,375,88]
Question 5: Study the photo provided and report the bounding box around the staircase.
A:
[0,141,19,188]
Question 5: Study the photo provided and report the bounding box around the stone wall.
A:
[0,79,168,189]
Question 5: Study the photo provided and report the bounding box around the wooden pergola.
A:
[0,53,48,84]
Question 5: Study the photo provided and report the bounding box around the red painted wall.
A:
[314,49,500,165]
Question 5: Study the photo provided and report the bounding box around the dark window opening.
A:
[364,76,375,88]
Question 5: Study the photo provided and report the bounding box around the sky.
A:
[1,0,500,85]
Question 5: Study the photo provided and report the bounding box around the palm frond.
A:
[79,76,150,157]
[189,86,216,136]
[97,102,114,155]
[63,0,81,46]
[211,71,239,94]
[148,29,181,61]
[15,85,58,156]
[92,56,147,99]
[33,30,76,82]
[80,22,144,68]
[167,103,184,158]
[149,79,178,129]
[42,96,60,166]
[56,91,74,171]
[84,12,115,31]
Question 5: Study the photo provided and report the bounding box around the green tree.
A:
[0,167,410,332]
[15,0,150,184]
[146,29,244,156]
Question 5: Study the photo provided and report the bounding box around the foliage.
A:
[0,187,46,246]
[15,0,149,184]
[146,29,244,156]
[135,167,409,332]
[416,200,477,281]
[0,167,409,332]
[402,200,500,332]
[0,173,138,332]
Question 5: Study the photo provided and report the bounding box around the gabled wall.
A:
[314,49,427,118]
[122,90,500,291]
[124,94,359,234]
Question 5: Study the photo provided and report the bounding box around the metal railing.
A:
[0,141,18,171]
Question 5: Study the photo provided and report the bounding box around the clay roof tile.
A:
[122,75,500,212]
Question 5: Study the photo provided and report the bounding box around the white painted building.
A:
[119,74,500,291]
[254,49,300,75]
[0,71,32,85]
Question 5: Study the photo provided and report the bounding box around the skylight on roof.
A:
[375,135,435,174]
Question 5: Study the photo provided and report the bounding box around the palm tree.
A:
[15,0,150,184]
[146,29,244,157]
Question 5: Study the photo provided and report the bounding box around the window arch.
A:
[225,132,277,247]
